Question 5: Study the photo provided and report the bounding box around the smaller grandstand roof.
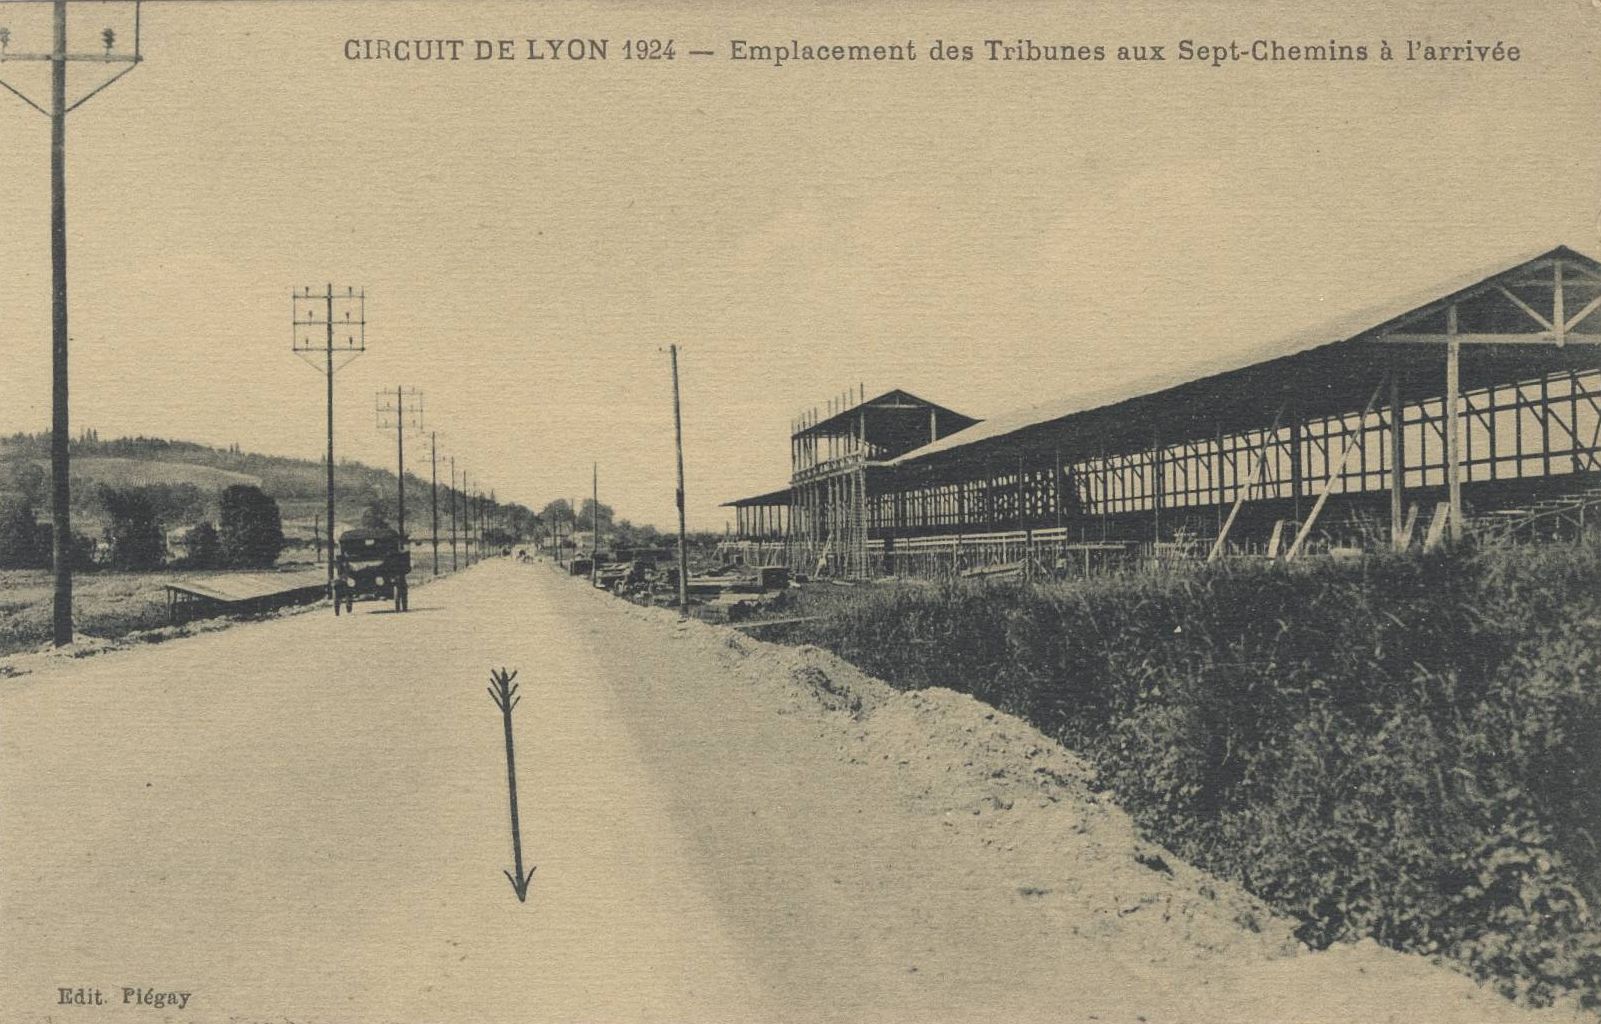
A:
[721,486,793,508]
[794,388,978,439]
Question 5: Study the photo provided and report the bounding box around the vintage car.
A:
[334,527,410,613]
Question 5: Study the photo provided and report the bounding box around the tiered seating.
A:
[1472,487,1601,541]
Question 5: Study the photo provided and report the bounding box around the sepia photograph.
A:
[2,1,1600,1021]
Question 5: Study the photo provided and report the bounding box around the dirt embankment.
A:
[576,574,1595,1024]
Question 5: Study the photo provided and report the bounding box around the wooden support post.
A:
[1054,445,1064,530]
[1214,422,1226,532]
[1513,384,1524,479]
[1208,404,1285,562]
[1100,442,1110,540]
[1389,373,1405,550]
[1572,369,1584,474]
[1487,383,1498,481]
[1424,501,1451,550]
[1152,429,1164,543]
[1290,415,1304,521]
[1445,304,1463,544]
[1555,258,1567,346]
[1265,520,1286,560]
[985,459,995,528]
[1541,374,1552,477]
[1399,503,1419,549]
[1286,381,1385,561]
[1016,454,1025,531]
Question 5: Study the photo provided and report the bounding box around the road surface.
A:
[0,561,1578,1023]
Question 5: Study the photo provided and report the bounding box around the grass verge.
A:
[761,538,1601,1008]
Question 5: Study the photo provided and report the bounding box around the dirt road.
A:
[0,562,1580,1023]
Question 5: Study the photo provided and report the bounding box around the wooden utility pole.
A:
[0,2,145,644]
[591,462,599,587]
[325,293,336,590]
[48,2,70,644]
[292,285,364,605]
[671,345,689,614]
[449,458,459,571]
[430,432,439,574]
[395,387,406,541]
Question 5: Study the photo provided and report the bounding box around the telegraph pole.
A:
[293,285,365,598]
[591,463,599,586]
[0,0,146,645]
[430,431,439,575]
[450,457,459,571]
[375,386,422,541]
[671,345,689,614]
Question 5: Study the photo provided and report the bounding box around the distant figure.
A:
[334,554,355,615]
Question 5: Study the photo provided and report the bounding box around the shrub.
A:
[0,500,45,569]
[37,525,99,572]
[96,486,165,571]
[184,521,222,569]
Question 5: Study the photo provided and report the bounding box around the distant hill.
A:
[70,457,263,491]
[0,432,514,541]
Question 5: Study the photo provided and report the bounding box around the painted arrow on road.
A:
[488,667,535,902]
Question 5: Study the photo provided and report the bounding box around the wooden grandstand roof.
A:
[889,244,1601,470]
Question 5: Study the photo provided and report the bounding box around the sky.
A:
[0,0,1598,531]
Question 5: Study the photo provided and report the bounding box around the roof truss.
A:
[1378,255,1601,347]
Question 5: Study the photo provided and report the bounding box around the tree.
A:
[0,500,45,569]
[219,485,285,569]
[576,498,615,536]
[35,524,97,572]
[98,486,165,571]
[184,522,222,569]
[2,459,47,507]
[610,518,666,549]
[141,482,207,523]
[501,502,539,541]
